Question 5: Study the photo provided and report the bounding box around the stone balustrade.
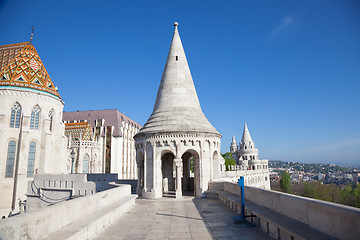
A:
[208,181,360,240]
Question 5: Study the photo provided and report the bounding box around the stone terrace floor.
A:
[92,195,273,240]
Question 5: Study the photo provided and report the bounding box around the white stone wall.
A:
[0,88,67,216]
[116,120,138,179]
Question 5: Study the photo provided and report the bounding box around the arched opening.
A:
[181,150,200,196]
[136,151,144,190]
[161,151,175,194]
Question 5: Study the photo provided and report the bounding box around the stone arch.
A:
[181,149,200,196]
[136,151,145,193]
[161,149,176,193]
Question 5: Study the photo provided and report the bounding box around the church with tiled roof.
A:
[0,41,67,216]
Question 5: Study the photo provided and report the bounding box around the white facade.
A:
[63,110,141,179]
[0,88,67,216]
[228,123,270,189]
[65,122,102,174]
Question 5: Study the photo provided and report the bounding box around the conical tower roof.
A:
[241,122,253,143]
[231,135,236,145]
[0,42,60,98]
[136,22,220,137]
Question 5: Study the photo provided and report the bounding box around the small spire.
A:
[30,26,35,43]
[241,122,253,143]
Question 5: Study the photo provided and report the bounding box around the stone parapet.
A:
[0,184,132,240]
[208,181,360,240]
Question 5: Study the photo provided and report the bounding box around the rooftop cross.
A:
[30,26,35,43]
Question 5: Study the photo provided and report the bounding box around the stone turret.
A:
[134,23,223,199]
[230,135,237,153]
[238,123,259,168]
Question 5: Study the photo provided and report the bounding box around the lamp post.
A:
[70,149,75,174]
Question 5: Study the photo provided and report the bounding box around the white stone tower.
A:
[236,123,259,169]
[230,135,238,154]
[134,22,224,199]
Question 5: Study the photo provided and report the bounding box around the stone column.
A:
[136,160,143,195]
[175,158,182,198]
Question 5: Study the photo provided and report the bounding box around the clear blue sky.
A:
[1,0,359,166]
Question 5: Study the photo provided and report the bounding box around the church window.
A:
[49,109,54,132]
[175,56,178,61]
[83,154,89,173]
[245,146,247,149]
[30,106,40,130]
[5,141,16,178]
[27,142,36,177]
[10,103,21,128]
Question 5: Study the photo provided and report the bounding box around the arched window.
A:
[27,142,36,177]
[10,103,21,128]
[5,141,16,178]
[83,154,89,173]
[30,106,40,130]
[48,109,54,132]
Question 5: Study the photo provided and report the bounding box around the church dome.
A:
[0,42,61,99]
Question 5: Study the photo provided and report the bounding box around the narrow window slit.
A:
[175,56,178,61]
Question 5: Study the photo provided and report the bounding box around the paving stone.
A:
[92,196,272,240]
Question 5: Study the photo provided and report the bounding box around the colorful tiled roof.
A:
[65,122,93,141]
[0,42,60,98]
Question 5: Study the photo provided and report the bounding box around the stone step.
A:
[42,194,137,240]
[163,191,176,198]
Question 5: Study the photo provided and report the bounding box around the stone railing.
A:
[208,181,360,240]
[70,140,98,147]
[0,184,132,240]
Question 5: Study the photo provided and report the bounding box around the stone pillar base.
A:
[142,189,162,199]
[136,187,143,196]
[175,190,182,198]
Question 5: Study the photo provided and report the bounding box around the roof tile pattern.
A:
[65,122,93,141]
[0,42,60,98]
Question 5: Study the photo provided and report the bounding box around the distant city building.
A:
[0,42,67,216]
[228,123,270,189]
[63,109,142,179]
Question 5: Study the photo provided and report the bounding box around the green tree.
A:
[279,171,292,193]
[189,156,194,173]
[221,152,236,171]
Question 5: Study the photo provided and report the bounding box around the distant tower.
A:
[238,123,259,169]
[230,135,238,153]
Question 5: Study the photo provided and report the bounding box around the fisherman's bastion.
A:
[0,23,359,240]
